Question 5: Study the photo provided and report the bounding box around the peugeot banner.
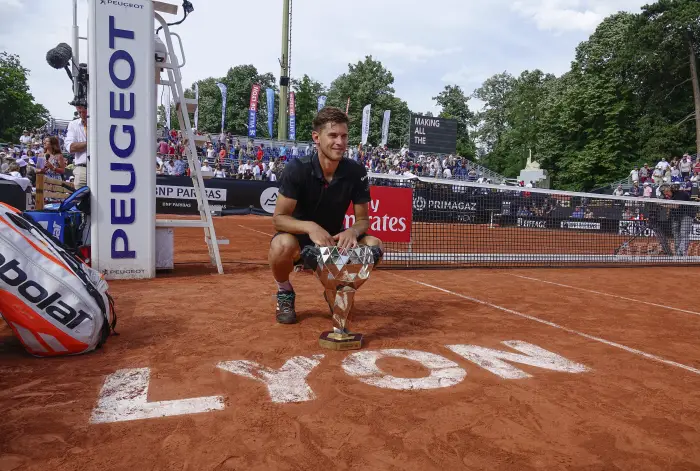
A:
[361,104,371,145]
[215,82,227,133]
[289,91,297,141]
[194,82,199,130]
[381,110,391,146]
[164,86,171,130]
[266,88,275,138]
[248,83,261,138]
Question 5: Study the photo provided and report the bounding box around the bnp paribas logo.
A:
[100,0,145,9]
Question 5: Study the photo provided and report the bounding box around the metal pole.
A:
[277,0,290,141]
[72,0,79,97]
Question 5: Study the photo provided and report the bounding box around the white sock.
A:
[276,280,293,292]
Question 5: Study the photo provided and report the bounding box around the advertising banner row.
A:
[155,177,692,242]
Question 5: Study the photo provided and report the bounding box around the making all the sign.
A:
[344,186,412,243]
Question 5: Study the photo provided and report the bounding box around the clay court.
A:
[2,215,700,470]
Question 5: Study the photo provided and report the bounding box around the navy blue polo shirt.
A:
[278,154,371,235]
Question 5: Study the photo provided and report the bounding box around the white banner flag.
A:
[361,104,371,145]
[194,82,199,130]
[380,110,391,146]
[165,86,171,129]
[215,82,227,133]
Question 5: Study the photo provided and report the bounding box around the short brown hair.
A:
[312,106,349,132]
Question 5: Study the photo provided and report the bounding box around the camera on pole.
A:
[46,42,88,108]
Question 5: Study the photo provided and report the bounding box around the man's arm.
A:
[272,194,310,234]
[348,202,371,237]
[64,121,87,154]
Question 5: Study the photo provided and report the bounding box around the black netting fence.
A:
[368,174,700,268]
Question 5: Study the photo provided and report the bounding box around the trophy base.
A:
[319,331,363,351]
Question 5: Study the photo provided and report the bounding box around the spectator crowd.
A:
[155,130,501,186]
[1,127,70,188]
[615,154,700,199]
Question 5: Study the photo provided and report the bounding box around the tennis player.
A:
[268,107,382,324]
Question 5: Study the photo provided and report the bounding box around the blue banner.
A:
[289,91,296,141]
[248,84,261,138]
[266,88,274,138]
[317,95,327,112]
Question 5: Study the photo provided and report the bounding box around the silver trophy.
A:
[301,245,382,350]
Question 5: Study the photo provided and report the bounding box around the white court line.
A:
[388,273,700,376]
[237,224,274,237]
[509,274,700,317]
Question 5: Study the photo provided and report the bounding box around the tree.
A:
[537,14,640,189]
[0,52,49,142]
[472,72,515,153]
[291,74,326,142]
[327,55,411,148]
[638,0,700,157]
[432,84,476,157]
[471,72,515,172]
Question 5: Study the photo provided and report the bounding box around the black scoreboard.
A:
[408,114,458,154]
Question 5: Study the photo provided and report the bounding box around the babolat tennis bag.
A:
[0,202,116,357]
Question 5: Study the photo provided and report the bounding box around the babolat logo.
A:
[0,253,93,329]
[100,0,144,8]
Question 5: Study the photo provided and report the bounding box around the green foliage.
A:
[327,55,411,148]
[0,52,49,142]
[472,1,700,190]
[291,75,326,142]
[432,85,476,157]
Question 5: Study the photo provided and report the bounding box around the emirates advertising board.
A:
[343,186,413,243]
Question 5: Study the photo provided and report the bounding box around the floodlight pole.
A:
[72,0,80,97]
[277,0,290,141]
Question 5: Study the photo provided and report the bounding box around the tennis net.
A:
[367,174,700,268]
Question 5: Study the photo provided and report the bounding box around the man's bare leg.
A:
[268,233,301,324]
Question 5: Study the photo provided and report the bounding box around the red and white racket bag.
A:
[0,203,116,357]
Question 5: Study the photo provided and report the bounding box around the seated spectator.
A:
[642,182,653,198]
[7,161,22,178]
[213,163,226,178]
[252,161,262,180]
[163,158,176,175]
[158,139,168,156]
[639,164,650,183]
[680,154,693,179]
[174,156,186,176]
[201,160,212,172]
[572,206,584,218]
[670,164,682,182]
[630,182,641,197]
[613,185,624,196]
[630,166,639,184]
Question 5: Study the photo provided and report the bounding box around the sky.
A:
[0,0,650,121]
